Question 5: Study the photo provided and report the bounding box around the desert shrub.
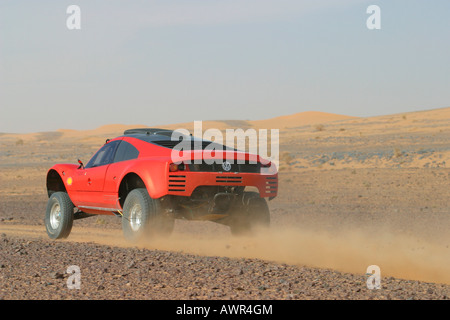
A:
[314,124,325,132]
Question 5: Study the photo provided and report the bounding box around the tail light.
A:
[169,163,185,172]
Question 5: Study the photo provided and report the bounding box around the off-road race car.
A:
[45,128,278,242]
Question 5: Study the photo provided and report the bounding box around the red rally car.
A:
[45,128,278,241]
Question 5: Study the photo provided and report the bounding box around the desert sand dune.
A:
[251,111,356,129]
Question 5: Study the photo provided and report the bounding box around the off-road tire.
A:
[229,192,270,236]
[45,192,74,239]
[122,188,174,242]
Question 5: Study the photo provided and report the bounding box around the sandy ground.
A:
[0,108,449,300]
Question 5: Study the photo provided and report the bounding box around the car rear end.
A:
[165,152,278,200]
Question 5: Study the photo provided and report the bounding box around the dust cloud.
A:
[134,225,450,285]
[2,221,449,285]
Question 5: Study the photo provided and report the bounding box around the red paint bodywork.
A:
[47,136,278,216]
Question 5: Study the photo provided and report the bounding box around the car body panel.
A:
[46,130,278,216]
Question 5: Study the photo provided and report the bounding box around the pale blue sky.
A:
[1,0,449,133]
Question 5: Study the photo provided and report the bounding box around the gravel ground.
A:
[1,233,448,300]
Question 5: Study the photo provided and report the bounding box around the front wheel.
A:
[45,192,74,239]
[122,188,174,242]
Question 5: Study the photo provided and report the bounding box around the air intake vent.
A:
[216,176,242,183]
[168,175,186,192]
[265,176,277,194]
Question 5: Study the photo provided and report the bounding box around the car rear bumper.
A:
[166,172,278,198]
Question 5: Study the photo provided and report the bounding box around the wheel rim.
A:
[129,203,143,232]
[50,202,61,230]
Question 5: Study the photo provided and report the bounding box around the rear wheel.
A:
[122,188,174,242]
[45,192,74,239]
[229,192,270,236]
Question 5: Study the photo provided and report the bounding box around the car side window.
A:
[113,141,139,163]
[85,140,121,169]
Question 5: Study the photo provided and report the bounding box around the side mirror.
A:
[77,159,85,169]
